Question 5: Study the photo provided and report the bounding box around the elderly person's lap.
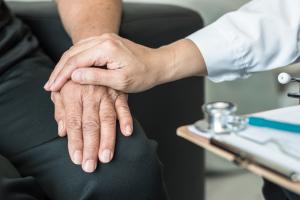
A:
[0,50,166,200]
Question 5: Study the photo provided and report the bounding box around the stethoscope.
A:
[194,72,300,161]
[195,101,247,134]
[195,100,300,159]
[196,72,300,135]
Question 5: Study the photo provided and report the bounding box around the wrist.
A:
[155,39,207,84]
[148,45,176,85]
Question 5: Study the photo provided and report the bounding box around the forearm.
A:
[55,0,122,43]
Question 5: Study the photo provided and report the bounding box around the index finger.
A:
[114,92,133,136]
[44,38,105,91]
[48,39,123,92]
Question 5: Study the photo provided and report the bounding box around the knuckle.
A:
[101,113,116,125]
[61,88,77,99]
[61,81,74,90]
[60,88,70,97]
[69,137,82,145]
[83,92,102,105]
[107,89,119,101]
[83,85,96,95]
[65,55,79,67]
[103,39,119,51]
[117,104,130,113]
[68,139,83,151]
[101,33,117,40]
[82,119,100,133]
[84,144,99,153]
[66,116,82,130]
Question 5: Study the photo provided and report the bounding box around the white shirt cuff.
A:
[187,20,251,82]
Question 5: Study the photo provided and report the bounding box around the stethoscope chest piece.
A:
[195,101,247,135]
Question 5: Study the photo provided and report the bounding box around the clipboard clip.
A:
[195,102,247,135]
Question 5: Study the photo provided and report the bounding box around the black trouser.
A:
[263,180,300,200]
[0,50,167,200]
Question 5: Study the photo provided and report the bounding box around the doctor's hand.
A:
[44,34,206,93]
[51,80,133,173]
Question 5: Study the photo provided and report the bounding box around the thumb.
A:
[71,68,121,89]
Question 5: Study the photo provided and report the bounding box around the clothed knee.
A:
[0,155,20,178]
[68,120,166,200]
[0,155,45,200]
[11,119,166,200]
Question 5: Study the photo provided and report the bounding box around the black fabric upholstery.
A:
[7,2,205,200]
[0,154,20,178]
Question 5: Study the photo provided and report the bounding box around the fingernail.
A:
[58,120,64,135]
[125,125,133,136]
[73,150,82,165]
[100,149,112,163]
[44,81,49,90]
[83,160,96,173]
[72,71,81,81]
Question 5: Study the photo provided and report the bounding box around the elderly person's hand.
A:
[44,34,207,93]
[51,80,133,173]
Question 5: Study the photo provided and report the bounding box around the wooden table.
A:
[177,126,300,195]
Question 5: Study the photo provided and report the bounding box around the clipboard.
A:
[176,125,300,195]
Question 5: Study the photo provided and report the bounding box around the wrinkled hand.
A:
[44,34,172,93]
[51,80,133,173]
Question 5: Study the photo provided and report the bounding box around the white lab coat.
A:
[188,0,300,82]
